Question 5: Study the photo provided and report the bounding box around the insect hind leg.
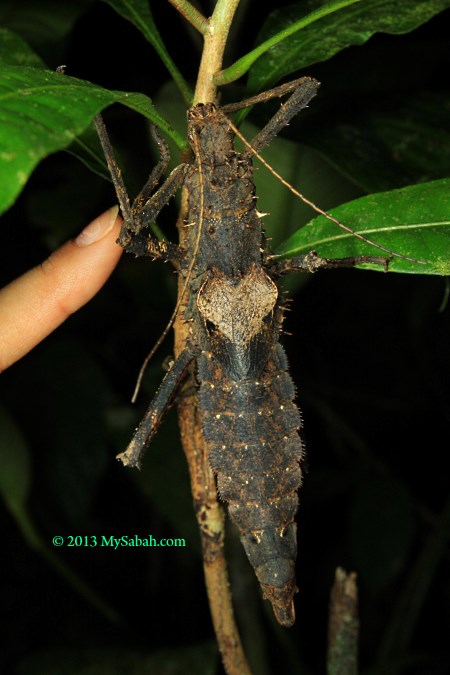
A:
[117,347,196,469]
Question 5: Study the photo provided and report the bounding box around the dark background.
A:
[0,1,449,674]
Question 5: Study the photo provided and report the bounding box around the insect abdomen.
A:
[197,344,304,625]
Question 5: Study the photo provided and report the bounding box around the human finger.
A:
[0,206,123,371]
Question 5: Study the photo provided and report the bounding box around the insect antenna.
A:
[131,130,205,403]
[225,116,427,265]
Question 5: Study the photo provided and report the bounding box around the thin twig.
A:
[166,0,209,35]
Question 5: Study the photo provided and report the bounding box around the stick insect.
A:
[95,77,419,627]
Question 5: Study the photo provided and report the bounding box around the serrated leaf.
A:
[275,178,450,274]
[102,0,192,104]
[245,0,450,91]
[0,405,31,511]
[0,66,186,214]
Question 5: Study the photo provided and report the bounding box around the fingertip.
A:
[0,208,124,371]
[75,205,121,247]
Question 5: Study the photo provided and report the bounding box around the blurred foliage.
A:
[0,1,449,674]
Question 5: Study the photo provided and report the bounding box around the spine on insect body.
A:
[197,343,304,627]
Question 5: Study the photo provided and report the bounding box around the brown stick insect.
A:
[94,76,422,627]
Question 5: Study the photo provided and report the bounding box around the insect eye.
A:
[205,319,216,334]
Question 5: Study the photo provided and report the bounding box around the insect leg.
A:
[94,114,185,263]
[119,162,187,262]
[222,77,320,157]
[269,250,390,275]
[117,347,196,469]
[221,76,319,114]
[94,114,132,221]
[132,124,171,213]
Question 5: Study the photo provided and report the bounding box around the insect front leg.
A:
[94,114,186,264]
[117,347,197,469]
[118,161,187,262]
[269,250,390,275]
[222,77,320,157]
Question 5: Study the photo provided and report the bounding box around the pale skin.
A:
[0,206,123,372]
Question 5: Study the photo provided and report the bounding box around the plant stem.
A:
[174,194,251,674]
[176,380,251,675]
[194,0,241,103]
[327,568,359,675]
[166,0,209,35]
[173,2,251,673]
[214,0,361,86]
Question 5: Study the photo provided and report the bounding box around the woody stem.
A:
[173,1,251,674]
[194,0,241,103]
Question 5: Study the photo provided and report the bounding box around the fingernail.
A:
[75,206,119,247]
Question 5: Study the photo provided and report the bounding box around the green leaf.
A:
[250,122,362,249]
[307,92,450,193]
[243,0,450,92]
[101,0,193,104]
[216,0,361,85]
[0,405,31,512]
[65,125,111,183]
[0,28,45,67]
[274,178,450,274]
[0,0,93,55]
[370,92,450,183]
[0,66,187,214]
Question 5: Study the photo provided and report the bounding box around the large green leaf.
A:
[306,91,450,194]
[275,178,450,274]
[0,66,186,214]
[0,28,45,67]
[0,0,93,55]
[219,0,450,90]
[101,0,192,104]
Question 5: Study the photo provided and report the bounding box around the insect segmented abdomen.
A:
[197,344,304,626]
